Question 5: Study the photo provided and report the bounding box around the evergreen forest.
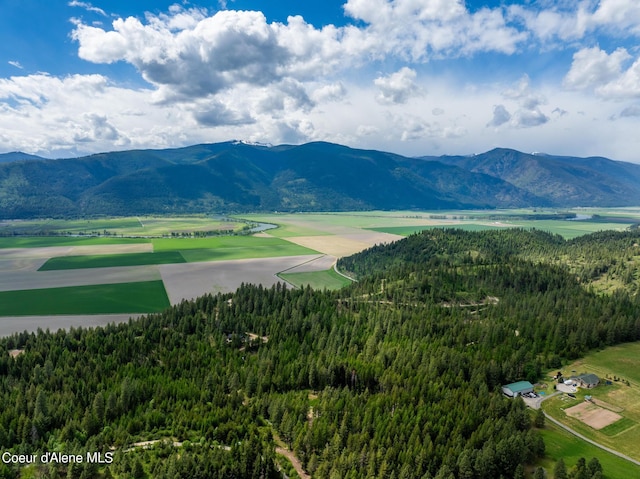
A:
[1,228,640,478]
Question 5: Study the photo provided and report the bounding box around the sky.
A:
[2,1,640,162]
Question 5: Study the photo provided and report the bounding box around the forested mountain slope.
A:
[1,141,619,219]
[426,148,640,206]
[2,229,640,478]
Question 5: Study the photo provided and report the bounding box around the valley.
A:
[2,210,640,478]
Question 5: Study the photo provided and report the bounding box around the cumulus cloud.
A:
[343,0,527,59]
[490,76,550,129]
[487,104,511,127]
[311,83,347,103]
[70,2,531,106]
[564,47,631,90]
[564,47,640,99]
[374,67,419,104]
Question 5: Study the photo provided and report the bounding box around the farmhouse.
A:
[502,381,534,398]
[575,373,600,389]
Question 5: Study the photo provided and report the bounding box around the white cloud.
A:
[8,61,23,69]
[498,75,550,128]
[510,0,640,45]
[68,1,107,17]
[564,47,640,99]
[374,67,419,104]
[564,47,631,90]
[343,0,526,60]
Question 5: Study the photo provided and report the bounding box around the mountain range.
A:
[1,141,640,218]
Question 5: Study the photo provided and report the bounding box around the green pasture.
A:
[38,251,186,271]
[0,216,243,237]
[540,341,640,462]
[0,236,149,249]
[279,268,353,290]
[0,281,170,316]
[537,421,640,478]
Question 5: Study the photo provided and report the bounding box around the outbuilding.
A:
[502,381,534,398]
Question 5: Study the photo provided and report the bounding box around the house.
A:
[575,373,599,389]
[502,381,534,398]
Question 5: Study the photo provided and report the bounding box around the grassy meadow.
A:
[537,421,640,478]
[279,268,353,291]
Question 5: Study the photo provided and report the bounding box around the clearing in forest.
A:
[565,402,622,430]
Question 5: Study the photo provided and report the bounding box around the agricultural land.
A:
[1,208,640,336]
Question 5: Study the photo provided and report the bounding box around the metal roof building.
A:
[502,381,534,397]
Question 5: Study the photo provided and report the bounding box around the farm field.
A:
[240,209,638,239]
[541,342,640,462]
[1,209,639,334]
[0,215,244,237]
[0,281,170,316]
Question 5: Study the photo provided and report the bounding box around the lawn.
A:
[38,251,186,271]
[0,281,170,315]
[537,420,640,478]
[279,268,353,290]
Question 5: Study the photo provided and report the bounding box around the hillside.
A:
[0,142,547,218]
[1,229,640,478]
[3,142,640,218]
[425,148,640,206]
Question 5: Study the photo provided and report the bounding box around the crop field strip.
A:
[38,251,187,270]
[0,281,170,316]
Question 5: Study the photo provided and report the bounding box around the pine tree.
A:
[553,458,567,479]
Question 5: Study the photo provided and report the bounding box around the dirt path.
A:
[272,431,311,479]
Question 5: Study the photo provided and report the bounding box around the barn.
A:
[502,381,534,398]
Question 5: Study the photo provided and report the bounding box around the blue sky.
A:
[2,1,640,162]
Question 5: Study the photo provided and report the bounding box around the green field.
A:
[538,421,640,478]
[0,281,170,315]
[541,342,640,462]
[0,215,244,237]
[38,251,186,271]
[239,210,636,240]
[35,237,318,271]
[154,236,319,260]
[0,236,150,249]
[279,268,353,290]
[368,224,505,236]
